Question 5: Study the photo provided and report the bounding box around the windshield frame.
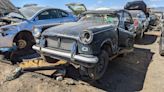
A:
[78,13,119,25]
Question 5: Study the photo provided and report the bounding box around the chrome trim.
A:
[33,45,98,64]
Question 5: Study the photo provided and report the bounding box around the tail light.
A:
[134,19,139,29]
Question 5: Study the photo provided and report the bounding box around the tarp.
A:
[124,1,148,15]
[0,0,17,16]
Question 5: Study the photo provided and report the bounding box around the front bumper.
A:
[33,45,99,64]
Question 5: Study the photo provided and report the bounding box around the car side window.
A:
[38,10,52,20]
[50,9,59,18]
[57,9,69,18]
[124,12,133,30]
[124,12,133,23]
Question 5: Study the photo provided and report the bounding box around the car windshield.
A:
[19,7,44,19]
[79,13,119,25]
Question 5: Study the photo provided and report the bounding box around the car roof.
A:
[20,6,46,10]
[20,6,65,11]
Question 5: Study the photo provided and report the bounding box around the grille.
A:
[46,37,75,51]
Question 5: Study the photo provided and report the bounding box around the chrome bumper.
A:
[33,45,99,64]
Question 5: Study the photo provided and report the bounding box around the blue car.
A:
[0,6,77,53]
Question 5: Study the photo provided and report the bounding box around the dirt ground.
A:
[0,31,164,92]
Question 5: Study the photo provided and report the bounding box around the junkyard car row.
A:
[0,0,164,80]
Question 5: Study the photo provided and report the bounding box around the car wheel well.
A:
[13,31,35,43]
[101,42,113,56]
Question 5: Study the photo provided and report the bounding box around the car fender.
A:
[100,39,115,54]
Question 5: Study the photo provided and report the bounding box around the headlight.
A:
[33,27,42,38]
[79,30,93,44]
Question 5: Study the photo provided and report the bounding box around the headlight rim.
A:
[33,27,42,38]
[79,30,93,45]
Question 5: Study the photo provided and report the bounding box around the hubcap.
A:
[18,39,27,49]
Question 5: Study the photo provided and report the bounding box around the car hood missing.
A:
[42,21,113,39]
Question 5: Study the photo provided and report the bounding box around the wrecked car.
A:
[128,10,149,38]
[33,10,135,80]
[124,0,149,17]
[0,6,77,54]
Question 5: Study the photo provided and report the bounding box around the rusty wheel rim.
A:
[17,39,27,49]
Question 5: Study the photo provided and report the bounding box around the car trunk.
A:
[66,3,87,16]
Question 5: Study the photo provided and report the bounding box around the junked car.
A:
[33,10,135,80]
[0,6,77,54]
[128,10,150,38]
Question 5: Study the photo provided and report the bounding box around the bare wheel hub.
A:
[17,39,27,49]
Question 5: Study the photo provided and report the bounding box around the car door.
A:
[118,11,134,47]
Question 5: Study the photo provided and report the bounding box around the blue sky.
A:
[11,0,164,10]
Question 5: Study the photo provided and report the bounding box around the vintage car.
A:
[0,6,77,55]
[159,13,164,56]
[128,10,150,38]
[33,10,135,80]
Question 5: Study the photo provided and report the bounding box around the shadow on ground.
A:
[135,34,158,45]
[66,47,154,92]
[90,47,154,92]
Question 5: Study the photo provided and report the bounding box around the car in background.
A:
[128,10,150,38]
[159,13,164,56]
[0,6,77,55]
[149,11,164,31]
[149,13,158,26]
[33,10,135,80]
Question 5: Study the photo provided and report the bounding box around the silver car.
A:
[0,6,77,52]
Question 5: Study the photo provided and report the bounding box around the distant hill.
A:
[151,7,164,12]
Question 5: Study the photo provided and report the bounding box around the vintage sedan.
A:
[128,10,150,38]
[33,10,135,80]
[0,6,77,53]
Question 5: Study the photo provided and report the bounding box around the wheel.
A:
[14,33,35,50]
[79,49,110,80]
[11,32,36,63]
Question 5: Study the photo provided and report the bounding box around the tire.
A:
[11,33,35,63]
[79,49,110,80]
